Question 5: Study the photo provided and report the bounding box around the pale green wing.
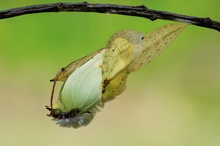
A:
[52,48,104,82]
[60,50,105,112]
[127,23,187,73]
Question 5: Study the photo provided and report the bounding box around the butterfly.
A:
[46,23,187,128]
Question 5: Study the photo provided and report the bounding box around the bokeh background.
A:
[0,0,220,146]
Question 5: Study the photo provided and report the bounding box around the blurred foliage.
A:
[0,0,220,146]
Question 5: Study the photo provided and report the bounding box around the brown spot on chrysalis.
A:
[102,78,111,94]
[103,78,110,88]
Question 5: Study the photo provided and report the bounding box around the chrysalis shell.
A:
[47,23,187,128]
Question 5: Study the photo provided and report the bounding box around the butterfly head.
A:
[46,101,100,128]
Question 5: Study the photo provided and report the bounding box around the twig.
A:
[0,2,219,32]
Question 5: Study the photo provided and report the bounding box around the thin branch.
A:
[0,2,219,32]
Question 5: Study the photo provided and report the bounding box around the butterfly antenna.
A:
[48,68,65,116]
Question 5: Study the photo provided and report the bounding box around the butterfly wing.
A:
[51,48,104,82]
[61,50,105,112]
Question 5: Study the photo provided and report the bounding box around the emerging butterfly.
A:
[46,23,187,128]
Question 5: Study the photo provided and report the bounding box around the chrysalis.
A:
[46,23,187,128]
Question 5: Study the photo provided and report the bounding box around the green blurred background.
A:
[0,0,220,146]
